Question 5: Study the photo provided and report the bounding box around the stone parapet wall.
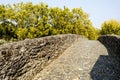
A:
[98,35,120,62]
[0,34,86,80]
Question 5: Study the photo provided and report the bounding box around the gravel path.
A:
[33,39,120,80]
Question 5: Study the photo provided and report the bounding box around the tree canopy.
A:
[0,2,98,40]
[100,19,120,35]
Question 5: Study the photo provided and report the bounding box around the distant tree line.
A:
[0,2,120,41]
[0,2,98,40]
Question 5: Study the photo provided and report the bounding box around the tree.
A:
[71,8,97,39]
[0,2,98,40]
[100,19,120,35]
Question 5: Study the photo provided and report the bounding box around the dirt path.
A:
[33,39,120,80]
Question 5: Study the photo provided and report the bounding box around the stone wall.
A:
[0,34,86,80]
[98,35,120,62]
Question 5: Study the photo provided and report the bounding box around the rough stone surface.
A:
[98,35,120,62]
[33,39,120,80]
[0,34,120,80]
[0,34,85,80]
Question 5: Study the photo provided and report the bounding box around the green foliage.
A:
[16,28,28,40]
[0,2,98,40]
[27,27,39,38]
[100,20,120,35]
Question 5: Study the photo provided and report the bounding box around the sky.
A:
[0,0,120,28]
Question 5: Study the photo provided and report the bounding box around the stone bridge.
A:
[0,34,120,80]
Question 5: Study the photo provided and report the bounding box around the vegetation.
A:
[0,2,120,41]
[100,19,120,35]
[0,2,98,40]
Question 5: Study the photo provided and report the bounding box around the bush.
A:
[100,20,120,35]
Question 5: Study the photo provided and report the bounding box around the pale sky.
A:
[0,0,120,28]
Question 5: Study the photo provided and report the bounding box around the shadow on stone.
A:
[90,35,120,80]
[90,55,120,80]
